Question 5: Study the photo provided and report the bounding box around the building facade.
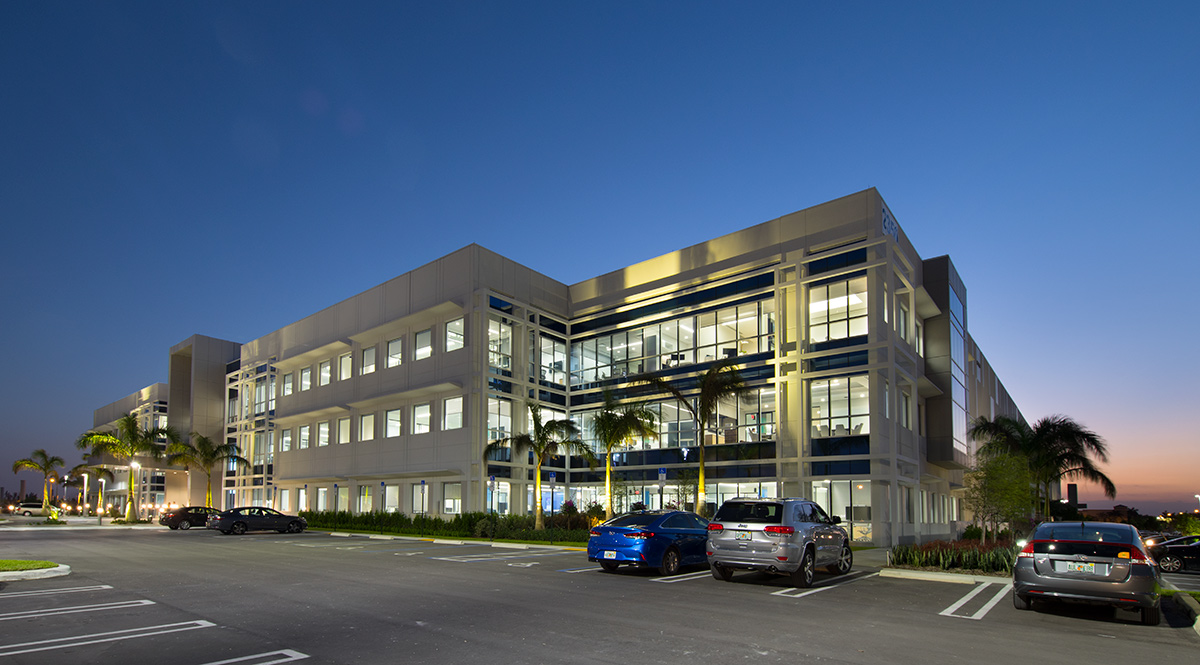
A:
[99,189,1022,546]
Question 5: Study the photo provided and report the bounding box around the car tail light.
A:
[1127,546,1155,566]
[1017,540,1036,559]
[707,523,724,532]
[764,525,795,535]
[589,529,601,537]
[625,531,653,539]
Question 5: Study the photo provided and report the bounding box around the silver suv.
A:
[707,497,852,587]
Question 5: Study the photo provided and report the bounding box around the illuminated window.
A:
[810,375,870,438]
[361,347,376,374]
[300,367,312,391]
[443,396,463,430]
[282,373,294,396]
[339,353,352,381]
[280,429,292,452]
[414,403,431,433]
[298,425,310,449]
[445,318,465,352]
[443,482,461,514]
[385,409,402,437]
[317,421,330,446]
[318,360,331,386]
[415,329,433,360]
[386,337,403,368]
[337,417,350,444]
[809,276,868,346]
[360,413,375,441]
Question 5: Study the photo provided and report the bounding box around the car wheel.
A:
[791,547,815,588]
[22,511,32,517]
[600,561,620,573]
[827,543,853,575]
[1142,605,1161,626]
[178,520,191,530]
[711,564,733,582]
[287,521,304,533]
[1159,555,1183,573]
[1013,592,1031,611]
[230,522,247,535]
[658,548,681,576]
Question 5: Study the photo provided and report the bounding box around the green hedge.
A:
[889,539,1019,574]
[298,510,591,543]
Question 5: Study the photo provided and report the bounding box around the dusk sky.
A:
[3,2,1197,515]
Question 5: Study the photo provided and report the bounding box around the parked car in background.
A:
[705,497,852,587]
[206,507,306,535]
[1149,535,1200,573]
[588,510,710,575]
[1013,521,1160,625]
[7,501,45,516]
[159,506,220,530]
[1139,531,1179,548]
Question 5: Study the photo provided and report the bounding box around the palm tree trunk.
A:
[605,453,614,520]
[204,470,213,508]
[534,458,544,530]
[696,436,707,517]
[125,466,137,521]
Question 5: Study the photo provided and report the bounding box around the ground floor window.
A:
[336,487,349,512]
[316,487,328,511]
[443,482,461,514]
[297,487,307,512]
[357,486,371,514]
[486,480,510,514]
[279,489,290,513]
[811,479,873,543]
[384,485,400,513]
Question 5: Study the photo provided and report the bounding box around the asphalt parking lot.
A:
[0,526,1196,663]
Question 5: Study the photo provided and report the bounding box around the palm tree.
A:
[969,414,1116,520]
[77,412,181,521]
[65,463,115,515]
[12,449,65,514]
[641,358,748,516]
[166,432,250,508]
[590,391,658,520]
[483,402,595,530]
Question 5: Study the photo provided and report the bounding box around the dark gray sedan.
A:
[206,506,307,535]
[1013,521,1160,624]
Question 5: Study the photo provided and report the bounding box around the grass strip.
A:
[0,560,58,572]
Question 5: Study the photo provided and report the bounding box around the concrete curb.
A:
[0,564,71,582]
[1173,593,1200,637]
[878,567,1010,585]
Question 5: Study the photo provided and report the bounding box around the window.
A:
[445,318,465,352]
[279,489,290,512]
[298,425,310,449]
[443,396,463,430]
[487,397,512,441]
[281,428,292,452]
[357,486,371,513]
[897,298,909,342]
[338,417,350,444]
[337,486,349,512]
[415,329,433,360]
[360,413,375,441]
[900,390,913,429]
[297,487,307,512]
[385,409,402,437]
[810,375,870,438]
[488,316,513,371]
[809,275,868,346]
[339,353,352,380]
[318,421,330,446]
[384,485,400,512]
[361,347,376,374]
[300,367,312,391]
[412,483,428,514]
[316,487,328,511]
[318,360,331,386]
[282,373,294,396]
[414,403,431,433]
[386,337,403,368]
[443,482,461,514]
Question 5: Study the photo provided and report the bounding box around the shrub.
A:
[301,510,590,543]
[889,539,1019,574]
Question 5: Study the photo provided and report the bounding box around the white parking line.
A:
[432,551,572,563]
[0,599,155,621]
[0,620,214,657]
[939,581,1012,620]
[558,566,601,573]
[771,571,877,598]
[651,570,714,584]
[0,585,113,598]
[200,649,310,664]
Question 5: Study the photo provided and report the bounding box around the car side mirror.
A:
[829,516,841,524]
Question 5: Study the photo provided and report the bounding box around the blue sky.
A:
[3,2,1197,515]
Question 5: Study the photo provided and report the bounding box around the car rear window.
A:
[713,502,783,524]
[606,514,659,527]
[1033,523,1134,544]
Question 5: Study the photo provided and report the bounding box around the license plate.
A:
[1066,561,1095,574]
[603,551,617,559]
[734,531,752,541]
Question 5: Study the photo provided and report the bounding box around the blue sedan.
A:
[588,510,710,576]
